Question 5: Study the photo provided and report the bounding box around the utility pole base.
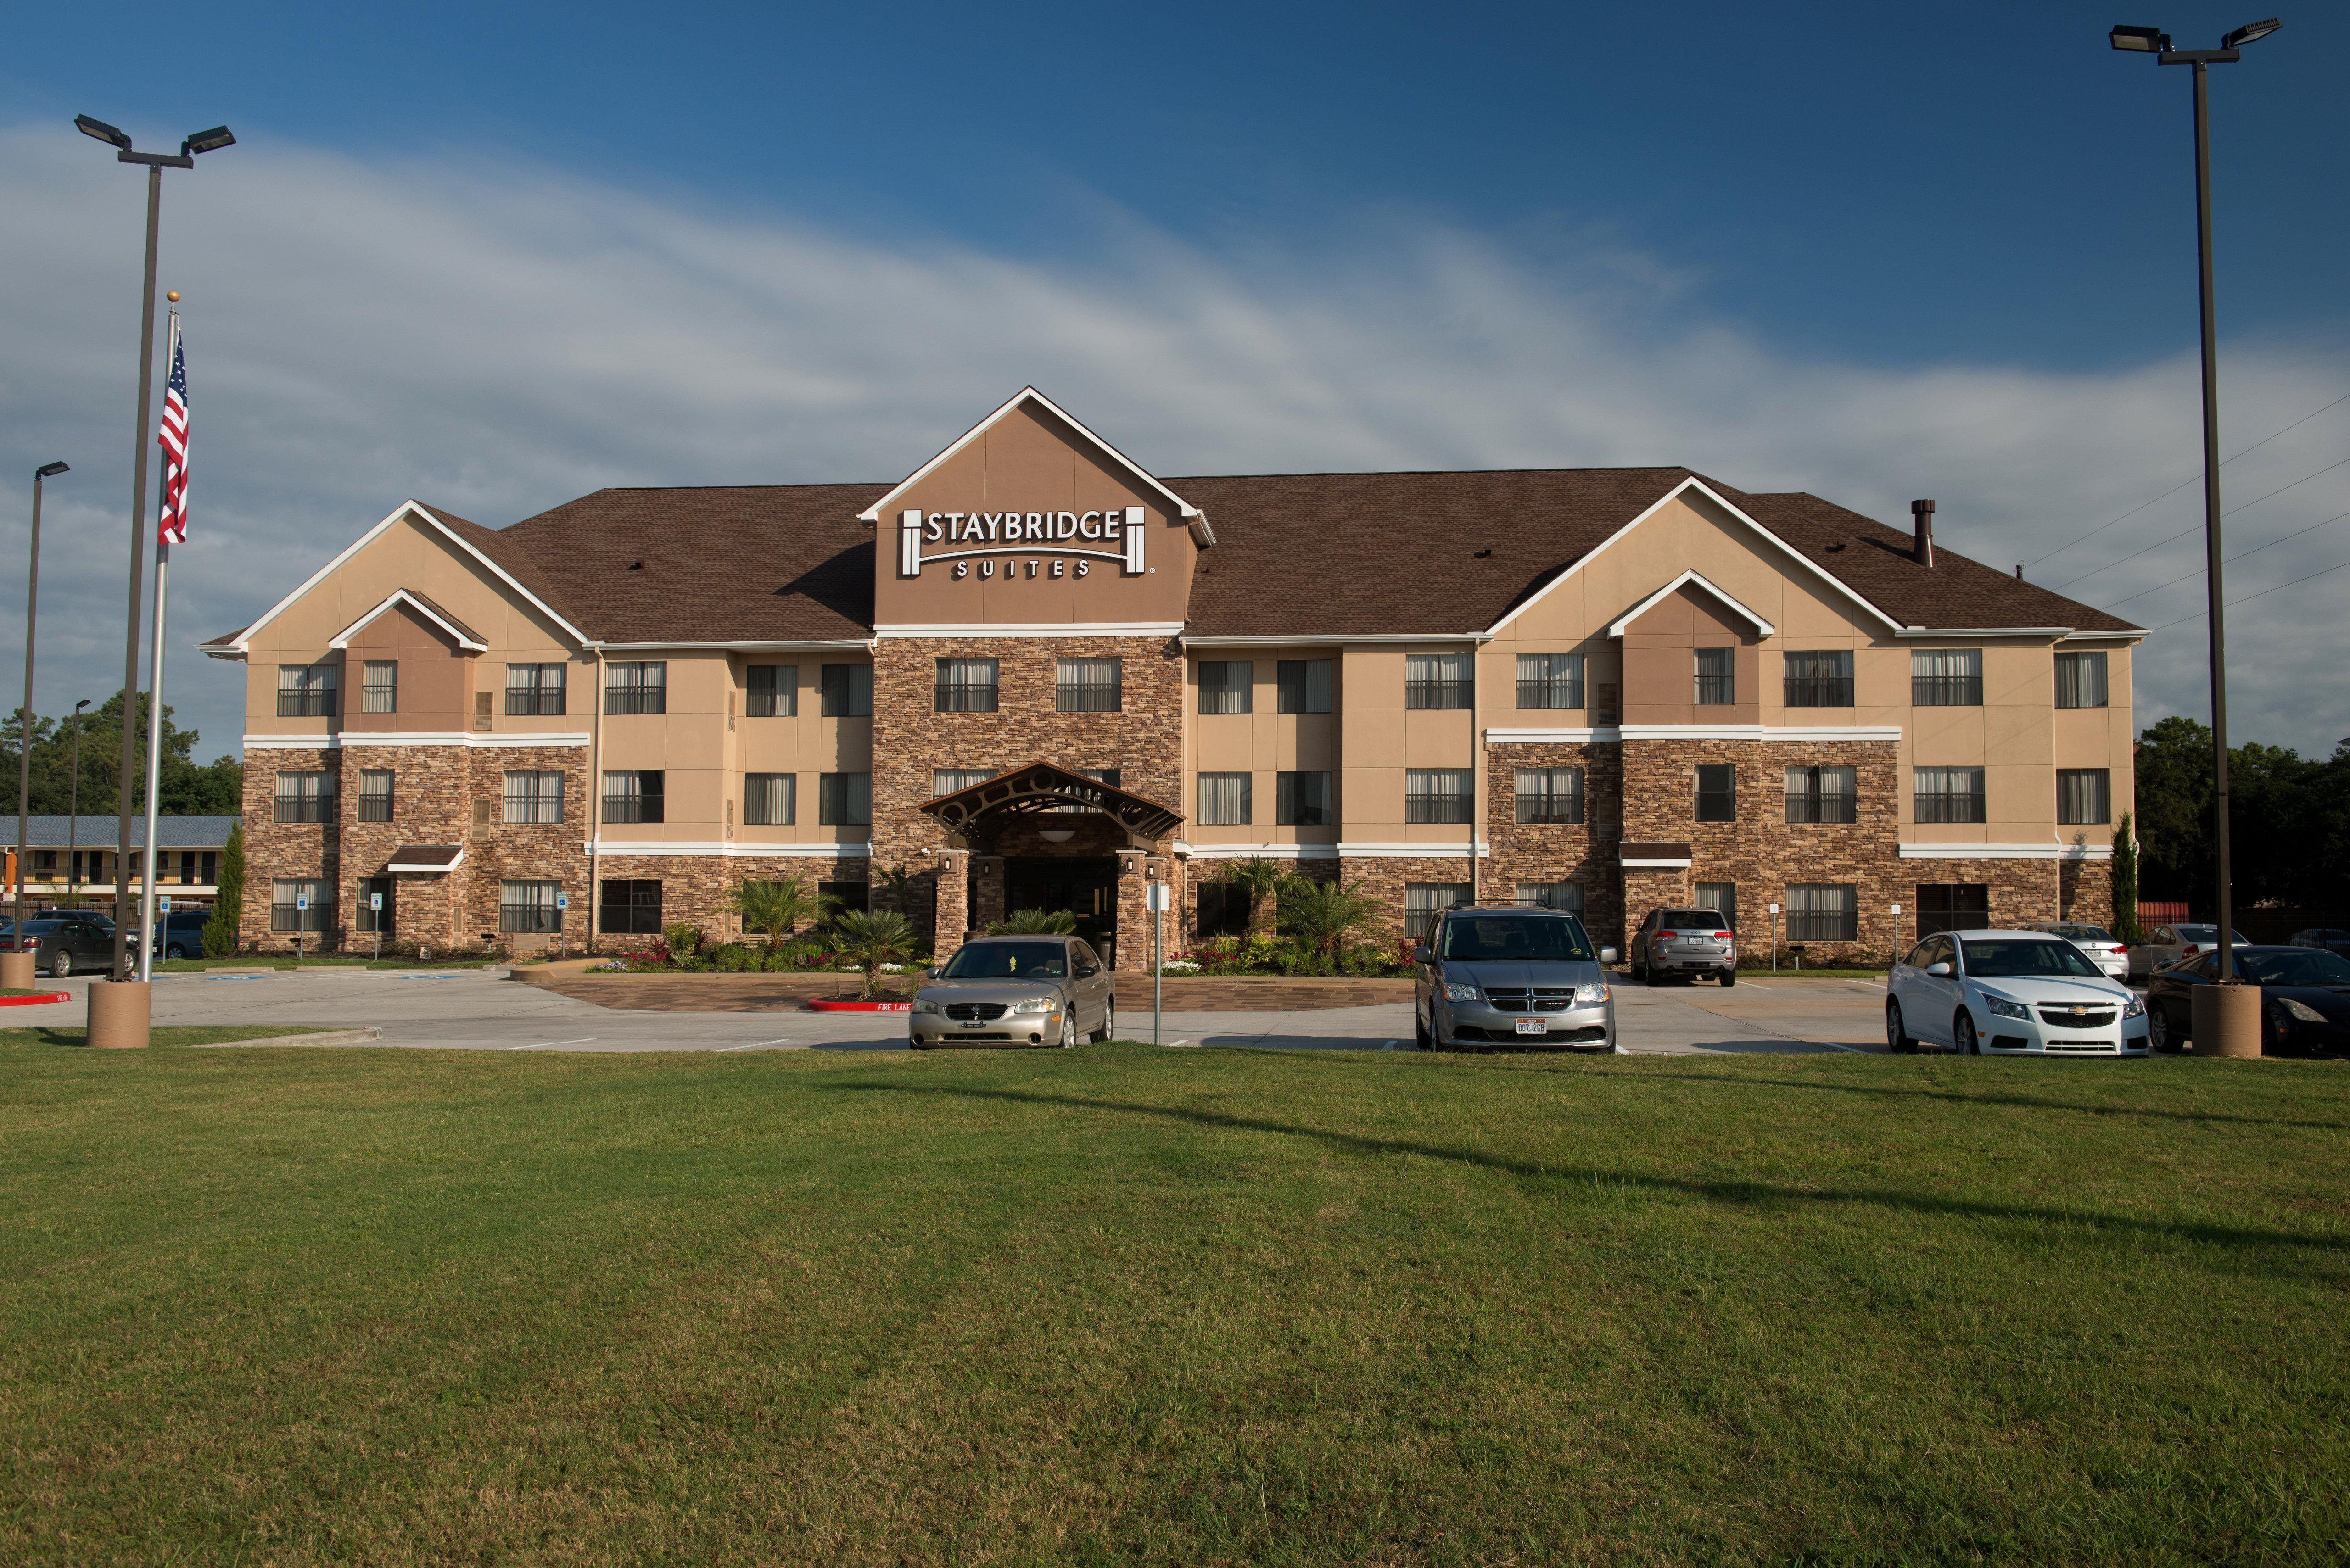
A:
[87,978,151,1048]
[0,953,36,991]
[2190,983,2262,1059]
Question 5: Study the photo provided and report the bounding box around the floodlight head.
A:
[2221,17,2281,47]
[74,699,92,714]
[36,462,69,479]
[181,125,235,156]
[2109,24,2171,51]
[75,113,132,150]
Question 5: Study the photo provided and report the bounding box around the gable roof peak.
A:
[855,386,1201,525]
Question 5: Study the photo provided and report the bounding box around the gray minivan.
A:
[1414,905,1619,1050]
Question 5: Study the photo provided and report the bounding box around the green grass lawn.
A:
[0,1024,342,1049]
[1,1043,2344,1565]
[152,958,501,973]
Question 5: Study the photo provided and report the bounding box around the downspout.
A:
[1470,645,1483,904]
[588,647,604,952]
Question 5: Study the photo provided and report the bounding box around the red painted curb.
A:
[0,991,72,1007]
[805,998,912,1013]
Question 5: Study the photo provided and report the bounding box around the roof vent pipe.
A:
[1910,499,1936,568]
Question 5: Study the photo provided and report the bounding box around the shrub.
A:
[663,922,705,962]
[202,825,245,957]
[712,943,757,972]
[1275,876,1379,956]
[987,908,1077,935]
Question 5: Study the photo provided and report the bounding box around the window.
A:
[933,768,993,797]
[1515,652,1585,711]
[270,878,330,932]
[604,661,666,715]
[356,876,393,934]
[1912,648,1983,707]
[1785,883,1857,942]
[1405,882,1472,941]
[504,770,565,825]
[1405,652,1473,709]
[276,664,337,718]
[2058,768,2111,825]
[506,662,566,716]
[602,770,664,825]
[1276,771,1332,826]
[744,773,796,826]
[935,658,999,713]
[499,880,563,934]
[272,771,335,824]
[818,772,871,826]
[820,664,873,717]
[1197,882,1250,938]
[1056,657,1122,712]
[1784,765,1857,824]
[1695,764,1735,823]
[745,664,796,718]
[1277,659,1333,714]
[201,851,218,885]
[1514,767,1585,825]
[1782,650,1853,708]
[600,878,663,936]
[1695,882,1738,932]
[1913,766,1986,824]
[1694,648,1735,706]
[358,768,394,823]
[1198,772,1253,826]
[1916,883,1990,937]
[2056,651,2109,709]
[1198,660,1252,714]
[361,660,397,714]
[1405,768,1473,824]
[1515,881,1585,915]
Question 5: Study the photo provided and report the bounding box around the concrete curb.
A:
[190,1027,386,1049]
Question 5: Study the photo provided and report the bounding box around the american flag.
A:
[156,317,190,546]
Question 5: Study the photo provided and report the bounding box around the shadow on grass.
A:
[822,1079,2349,1257]
[1573,1068,2350,1133]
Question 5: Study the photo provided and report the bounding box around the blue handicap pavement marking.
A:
[207,975,269,982]
[397,974,466,980]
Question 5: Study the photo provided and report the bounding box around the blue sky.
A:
[3,0,2346,760]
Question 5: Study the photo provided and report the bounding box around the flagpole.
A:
[136,306,179,982]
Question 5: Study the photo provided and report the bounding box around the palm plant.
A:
[828,908,918,998]
[987,907,1078,935]
[729,875,826,949]
[1223,856,1285,935]
[1275,875,1378,957]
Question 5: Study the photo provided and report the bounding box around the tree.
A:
[1,691,240,816]
[729,875,823,948]
[2110,811,2141,945]
[1221,856,1284,935]
[828,909,917,998]
[1274,875,1378,957]
[988,907,1076,935]
[203,825,245,956]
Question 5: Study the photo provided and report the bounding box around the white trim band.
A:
[1899,842,2114,860]
[589,841,874,859]
[1336,841,1491,859]
[1175,842,1341,860]
[1621,857,1693,870]
[242,732,592,750]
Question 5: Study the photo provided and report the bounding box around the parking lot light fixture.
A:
[13,462,70,936]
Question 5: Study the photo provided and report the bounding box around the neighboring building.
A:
[202,388,2141,964]
[0,815,239,911]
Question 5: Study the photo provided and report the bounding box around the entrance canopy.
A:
[921,759,1184,848]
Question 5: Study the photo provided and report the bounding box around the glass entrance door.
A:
[1003,856,1119,951]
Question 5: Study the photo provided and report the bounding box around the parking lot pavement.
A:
[1612,975,1890,1055]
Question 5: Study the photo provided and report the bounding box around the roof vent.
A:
[1473,547,1492,558]
[1910,499,1936,569]
[627,559,644,570]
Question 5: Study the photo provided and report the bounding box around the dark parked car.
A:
[0,916,117,978]
[1629,905,1737,985]
[2289,928,2350,960]
[145,909,211,960]
[2143,945,2350,1055]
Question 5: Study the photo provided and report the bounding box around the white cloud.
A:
[1,123,2344,764]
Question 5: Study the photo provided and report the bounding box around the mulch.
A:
[515,970,1412,1014]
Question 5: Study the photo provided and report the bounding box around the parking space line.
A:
[508,1038,596,1050]
[718,1039,795,1052]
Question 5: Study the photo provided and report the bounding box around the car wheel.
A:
[166,943,186,960]
[1415,1005,1433,1050]
[2148,1004,2173,1053]
[1721,968,1737,987]
[1887,999,1915,1054]
[1092,999,1115,1043]
[49,948,70,979]
[1059,1013,1079,1049]
[1954,1010,1981,1056]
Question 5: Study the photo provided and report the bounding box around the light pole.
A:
[2110,18,2279,1055]
[13,463,69,931]
[76,114,234,985]
[68,699,91,906]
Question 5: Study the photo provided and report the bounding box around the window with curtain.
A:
[604,661,666,715]
[276,664,337,717]
[1695,764,1735,822]
[1913,766,1986,823]
[745,664,796,717]
[2055,651,2109,709]
[1782,650,1854,707]
[1694,648,1735,706]
[1916,883,1991,937]
[1515,652,1585,710]
[1911,648,1983,706]
[503,770,564,825]
[818,772,871,826]
[1784,765,1857,824]
[599,878,663,935]
[499,880,563,934]
[1785,883,1858,942]
[1276,771,1332,825]
[361,660,397,714]
[1405,652,1473,709]
[358,768,394,823]
[744,773,795,826]
[272,771,335,823]
[602,770,664,824]
[1056,657,1122,712]
[270,878,330,932]
[1198,772,1252,826]
[935,658,999,713]
[1514,881,1585,915]
[820,664,873,717]
[1198,660,1252,714]
[1695,881,1738,932]
[932,768,993,797]
[1405,768,1473,823]
[505,662,566,716]
[1405,882,1472,940]
[1277,659,1333,714]
[1514,766,1585,825]
[2058,768,2111,824]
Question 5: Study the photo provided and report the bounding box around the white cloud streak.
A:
[1,124,2344,765]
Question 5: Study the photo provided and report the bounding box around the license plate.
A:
[1514,1017,1548,1036]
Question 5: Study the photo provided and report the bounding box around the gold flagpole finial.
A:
[166,290,179,303]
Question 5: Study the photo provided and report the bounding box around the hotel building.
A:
[206,388,2141,966]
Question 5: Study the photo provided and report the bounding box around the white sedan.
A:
[1887,929,2149,1056]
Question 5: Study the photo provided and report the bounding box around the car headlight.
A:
[2280,997,2326,1023]
[1982,993,2031,1021]
[912,999,940,1015]
[2122,994,2146,1018]
[1442,981,1480,1003]
[1574,982,1609,1004]
[1008,998,1054,1015]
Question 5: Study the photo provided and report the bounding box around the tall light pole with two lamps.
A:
[9,464,70,956]
[2109,17,2280,1057]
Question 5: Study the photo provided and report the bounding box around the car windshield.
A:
[2239,950,2350,987]
[1660,910,1725,930]
[1961,939,2102,979]
[2174,926,2249,944]
[1438,915,1597,962]
[2052,925,2112,941]
[939,941,1067,980]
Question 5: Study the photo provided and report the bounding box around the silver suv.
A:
[1630,905,1738,986]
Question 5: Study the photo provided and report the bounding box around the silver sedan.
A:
[909,935,1117,1049]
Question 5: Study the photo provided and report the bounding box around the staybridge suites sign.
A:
[896,506,1148,580]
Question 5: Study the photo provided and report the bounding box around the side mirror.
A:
[1600,947,1619,965]
[1412,946,1433,965]
[1925,961,1953,977]
[1076,965,1097,978]
[925,965,941,978]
